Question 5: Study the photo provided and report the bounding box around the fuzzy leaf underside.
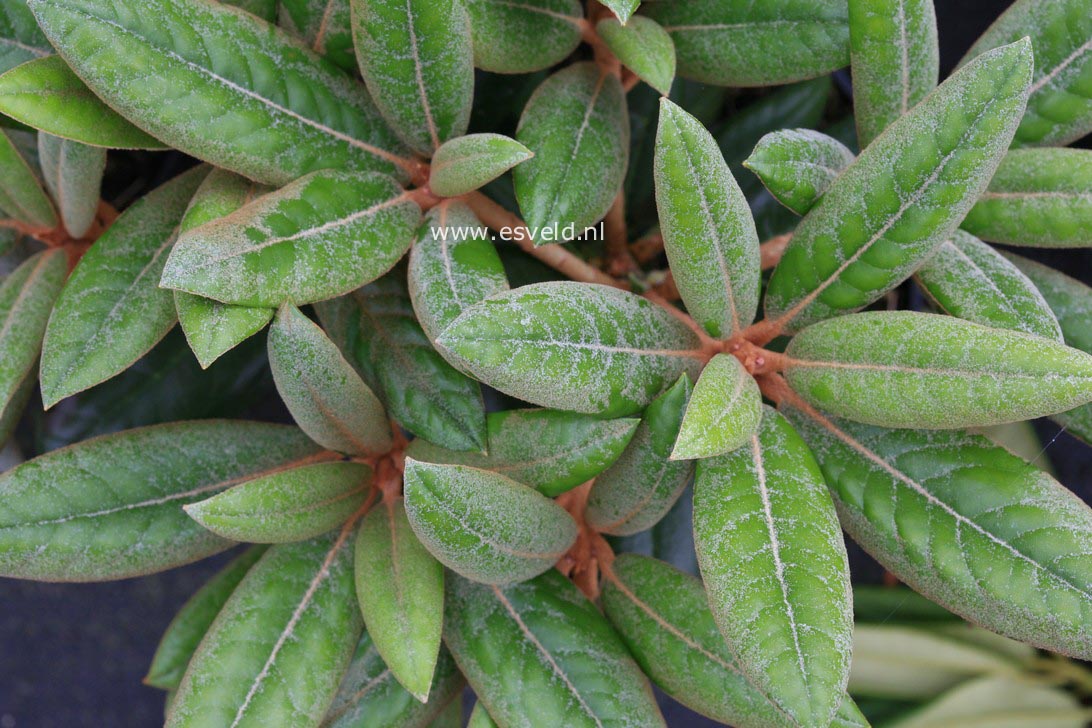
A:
[38,132,105,238]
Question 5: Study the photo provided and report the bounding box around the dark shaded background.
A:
[1,1,1090,726]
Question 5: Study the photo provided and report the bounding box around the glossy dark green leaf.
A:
[269,304,392,456]
[278,0,356,72]
[764,40,1033,331]
[428,134,533,198]
[849,0,939,146]
[597,16,675,96]
[962,148,1092,248]
[643,0,850,87]
[29,0,412,185]
[167,532,362,727]
[161,170,420,307]
[437,281,703,417]
[694,406,853,727]
[784,311,1092,429]
[672,354,761,460]
[464,0,582,74]
[354,499,444,702]
[406,408,638,496]
[444,570,666,727]
[514,63,629,245]
[743,129,855,215]
[0,0,48,75]
[0,56,168,149]
[655,98,760,338]
[786,403,1092,660]
[0,248,64,416]
[0,420,322,581]
[586,374,693,536]
[145,545,268,691]
[40,165,209,408]
[403,459,577,584]
[0,127,55,227]
[37,133,105,238]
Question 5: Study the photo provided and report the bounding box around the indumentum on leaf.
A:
[1,0,1091,726]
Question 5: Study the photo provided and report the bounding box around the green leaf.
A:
[40,165,209,408]
[437,281,703,417]
[37,133,105,238]
[268,304,392,456]
[161,170,420,307]
[643,0,850,87]
[786,404,1092,660]
[354,499,444,702]
[403,459,577,584]
[959,0,1092,147]
[655,98,760,338]
[0,420,322,581]
[848,0,939,147]
[914,231,1062,340]
[28,0,412,186]
[586,374,693,536]
[764,40,1034,331]
[853,585,958,624]
[444,570,667,726]
[351,0,474,154]
[166,532,362,727]
[278,0,356,72]
[467,702,498,728]
[884,676,1087,728]
[323,632,465,728]
[0,359,33,449]
[597,16,675,96]
[428,133,533,197]
[0,56,168,149]
[407,200,509,344]
[601,0,638,24]
[743,128,855,215]
[0,127,55,227]
[514,62,629,245]
[962,148,1092,248]
[223,0,278,21]
[145,545,268,691]
[464,0,582,74]
[185,460,370,543]
[0,0,48,75]
[694,406,853,727]
[0,248,64,415]
[174,169,275,368]
[785,311,1092,429]
[406,408,639,497]
[672,354,761,460]
[426,696,462,728]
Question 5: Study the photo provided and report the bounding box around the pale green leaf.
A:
[467,702,498,728]
[743,128,855,215]
[601,0,638,24]
[672,353,761,460]
[37,133,105,238]
[0,248,64,415]
[0,127,55,227]
[885,676,1088,728]
[597,16,675,96]
[278,0,356,72]
[428,134,533,198]
[464,0,582,74]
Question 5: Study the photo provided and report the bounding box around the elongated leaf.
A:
[40,165,208,408]
[672,354,761,460]
[655,99,760,338]
[962,148,1092,248]
[0,127,55,227]
[444,571,666,727]
[403,459,577,584]
[960,0,1092,147]
[0,350,33,449]
[354,499,444,702]
[0,248,64,414]
[849,0,939,146]
[161,170,420,307]
[915,231,1062,340]
[885,676,1086,728]
[786,403,1092,660]
[643,0,849,87]
[145,545,268,691]
[167,532,362,727]
[407,201,509,344]
[185,461,371,543]
[764,40,1033,331]
[0,0,48,75]
[0,420,323,581]
[514,63,629,245]
[28,0,412,185]
[744,129,855,215]
[278,0,356,72]
[784,311,1092,429]
[694,406,852,727]
[853,585,958,623]
[323,632,464,728]
[428,134,533,197]
[352,0,473,154]
[464,0,582,74]
[0,56,167,149]
[586,375,692,536]
[437,281,703,417]
[597,16,675,96]
[407,408,638,497]
[37,133,105,238]
[269,305,392,456]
